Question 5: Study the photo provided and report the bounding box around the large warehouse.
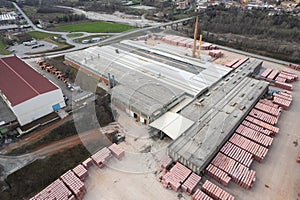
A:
[65,39,231,126]
[0,56,66,126]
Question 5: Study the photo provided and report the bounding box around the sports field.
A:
[57,21,134,33]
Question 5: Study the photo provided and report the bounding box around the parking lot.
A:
[8,40,57,57]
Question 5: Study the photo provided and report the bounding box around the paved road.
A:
[0,153,40,181]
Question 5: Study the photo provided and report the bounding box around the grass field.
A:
[0,39,11,55]
[0,145,91,200]
[56,21,134,33]
[67,33,84,38]
[27,31,60,40]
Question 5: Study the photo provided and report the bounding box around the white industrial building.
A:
[0,56,66,126]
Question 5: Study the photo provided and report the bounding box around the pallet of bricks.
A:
[199,180,235,200]
[91,147,112,168]
[192,189,213,200]
[72,164,88,181]
[108,143,125,160]
[276,69,298,83]
[206,164,232,186]
[287,63,300,71]
[266,69,279,82]
[225,59,239,68]
[82,157,93,169]
[235,124,274,148]
[30,179,74,200]
[273,91,293,110]
[160,162,192,192]
[181,172,201,195]
[158,156,172,170]
[274,69,297,91]
[248,108,278,125]
[61,170,86,200]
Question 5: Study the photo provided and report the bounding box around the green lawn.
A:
[0,39,11,55]
[67,33,84,38]
[56,21,134,33]
[27,31,60,40]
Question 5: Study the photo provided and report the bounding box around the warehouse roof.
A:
[149,112,195,140]
[0,56,58,106]
[168,59,268,173]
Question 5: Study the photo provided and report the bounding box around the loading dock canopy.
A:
[149,112,194,140]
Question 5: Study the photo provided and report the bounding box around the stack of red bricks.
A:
[192,189,213,200]
[108,143,125,160]
[61,170,86,200]
[229,133,268,162]
[91,147,112,168]
[274,81,293,91]
[249,108,278,125]
[254,102,281,117]
[287,63,300,71]
[225,59,239,68]
[30,179,73,200]
[242,120,273,137]
[209,50,223,58]
[82,157,93,169]
[161,162,192,192]
[206,164,232,186]
[261,68,273,78]
[259,99,280,109]
[220,142,254,167]
[201,180,235,200]
[72,164,88,181]
[266,69,279,81]
[158,155,172,170]
[277,69,298,83]
[181,172,201,195]
[211,152,256,189]
[231,58,249,69]
[236,125,273,148]
[200,43,218,50]
[273,92,293,110]
[245,116,279,135]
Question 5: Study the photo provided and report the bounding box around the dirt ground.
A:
[84,165,188,200]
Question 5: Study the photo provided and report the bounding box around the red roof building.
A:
[0,56,58,106]
[0,56,65,126]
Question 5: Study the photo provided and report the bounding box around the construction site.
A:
[0,15,299,200]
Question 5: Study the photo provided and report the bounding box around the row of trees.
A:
[185,6,300,63]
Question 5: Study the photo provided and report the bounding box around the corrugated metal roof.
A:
[149,112,195,140]
[0,56,58,106]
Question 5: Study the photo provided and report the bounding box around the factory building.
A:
[64,39,231,127]
[0,56,66,126]
[168,59,269,173]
